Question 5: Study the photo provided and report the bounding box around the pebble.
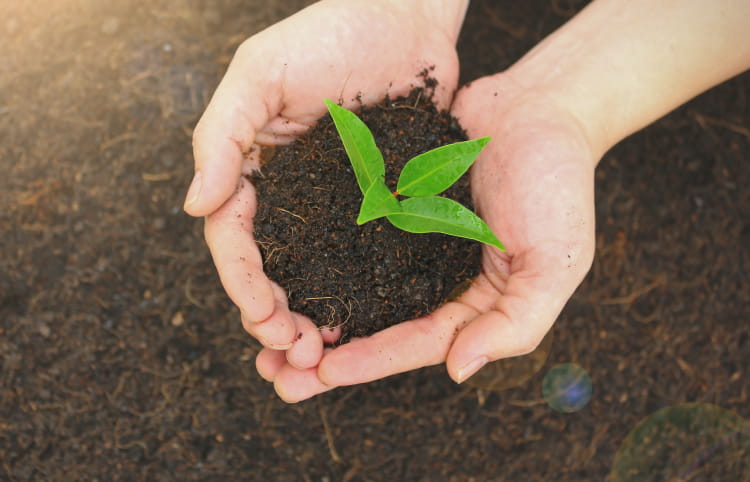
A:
[38,323,51,338]
[171,311,184,327]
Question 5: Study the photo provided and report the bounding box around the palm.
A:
[442,75,597,372]
[247,3,460,134]
[193,1,461,183]
[317,74,597,386]
[189,1,468,401]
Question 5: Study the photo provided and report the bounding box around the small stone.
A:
[171,311,184,327]
[38,323,51,338]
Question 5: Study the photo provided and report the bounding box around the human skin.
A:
[187,0,470,399]
[186,0,750,402]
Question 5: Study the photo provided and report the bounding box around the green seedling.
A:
[324,99,505,250]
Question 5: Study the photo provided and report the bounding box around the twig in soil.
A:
[412,88,422,108]
[306,295,355,329]
[506,399,547,408]
[691,110,750,140]
[184,276,203,307]
[318,403,343,464]
[325,299,342,327]
[581,424,610,466]
[107,371,130,403]
[142,170,177,181]
[256,238,289,266]
[599,274,666,305]
[361,453,408,475]
[114,419,149,453]
[376,103,428,113]
[481,3,527,38]
[275,207,307,224]
[17,180,61,206]
[323,147,345,158]
[341,462,362,482]
[100,132,138,151]
[2,462,14,482]
[372,88,428,112]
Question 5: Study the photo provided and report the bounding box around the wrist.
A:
[504,31,617,161]
[423,0,471,42]
[378,0,470,43]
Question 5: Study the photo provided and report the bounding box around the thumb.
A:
[446,249,586,383]
[184,41,278,217]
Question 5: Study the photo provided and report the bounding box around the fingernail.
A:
[456,356,488,384]
[267,342,293,350]
[255,333,293,350]
[184,170,203,207]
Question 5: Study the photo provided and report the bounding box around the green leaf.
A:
[386,196,505,250]
[357,178,402,224]
[324,99,384,194]
[396,137,490,197]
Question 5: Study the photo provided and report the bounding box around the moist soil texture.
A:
[253,90,481,341]
[2,0,749,480]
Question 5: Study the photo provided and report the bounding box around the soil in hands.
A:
[253,88,482,343]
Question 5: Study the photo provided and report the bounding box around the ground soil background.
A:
[1,1,748,480]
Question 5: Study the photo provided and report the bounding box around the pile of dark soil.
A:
[253,89,481,341]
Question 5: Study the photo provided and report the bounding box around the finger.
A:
[285,313,324,370]
[255,116,311,144]
[315,259,564,387]
[274,360,336,403]
[241,293,296,349]
[204,177,276,323]
[317,302,478,386]
[256,348,286,382]
[186,39,280,217]
[446,248,588,383]
[320,326,342,345]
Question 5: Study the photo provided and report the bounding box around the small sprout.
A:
[325,99,504,250]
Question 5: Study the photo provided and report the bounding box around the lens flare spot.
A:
[610,403,750,481]
[542,363,592,413]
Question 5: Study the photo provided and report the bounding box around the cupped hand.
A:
[186,0,468,401]
[315,72,599,390]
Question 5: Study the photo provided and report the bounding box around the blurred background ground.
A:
[1,0,748,480]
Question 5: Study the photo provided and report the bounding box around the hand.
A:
[186,0,469,401]
[316,73,597,388]
[255,0,749,401]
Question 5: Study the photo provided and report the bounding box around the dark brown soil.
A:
[253,90,480,341]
